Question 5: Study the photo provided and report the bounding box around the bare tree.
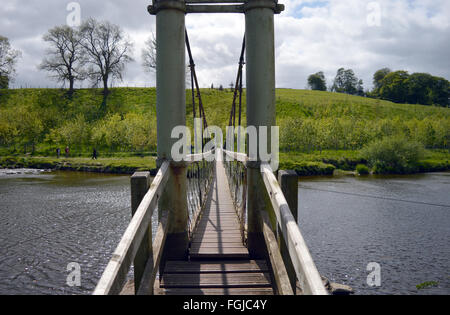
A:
[39,25,85,94]
[80,18,134,94]
[142,33,191,87]
[0,36,21,89]
[142,33,156,73]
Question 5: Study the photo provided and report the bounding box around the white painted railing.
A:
[93,161,170,295]
[94,150,216,295]
[260,162,328,295]
[223,148,248,163]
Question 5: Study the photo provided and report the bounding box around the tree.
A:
[15,106,44,154]
[378,71,410,103]
[331,68,359,95]
[39,25,85,94]
[142,32,191,87]
[80,18,134,94]
[142,33,156,73]
[0,36,21,89]
[356,79,365,96]
[372,68,391,94]
[0,109,18,149]
[429,76,449,107]
[405,73,434,105]
[373,69,449,107]
[307,72,327,91]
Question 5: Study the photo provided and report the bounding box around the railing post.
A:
[278,170,298,293]
[152,0,189,261]
[131,172,152,294]
[245,0,277,258]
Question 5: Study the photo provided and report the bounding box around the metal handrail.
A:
[222,149,247,243]
[187,156,215,237]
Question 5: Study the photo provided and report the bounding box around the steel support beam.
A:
[153,1,189,260]
[245,0,277,258]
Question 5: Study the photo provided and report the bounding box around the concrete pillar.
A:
[244,0,277,258]
[131,172,151,294]
[153,0,189,260]
[278,170,298,292]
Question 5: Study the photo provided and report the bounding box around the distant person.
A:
[65,146,69,158]
[56,148,61,159]
[92,148,98,160]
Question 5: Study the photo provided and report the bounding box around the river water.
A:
[298,173,450,295]
[0,169,449,295]
[0,169,132,295]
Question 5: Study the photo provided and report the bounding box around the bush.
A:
[361,136,425,174]
[356,164,370,175]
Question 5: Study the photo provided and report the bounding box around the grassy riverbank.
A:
[0,155,157,175]
[279,150,450,176]
[1,149,448,176]
[1,87,449,175]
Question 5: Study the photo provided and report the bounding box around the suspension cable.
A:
[229,36,246,129]
[185,30,209,142]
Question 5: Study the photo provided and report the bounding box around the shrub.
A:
[356,164,370,175]
[361,136,425,174]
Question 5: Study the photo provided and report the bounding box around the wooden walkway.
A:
[158,160,274,295]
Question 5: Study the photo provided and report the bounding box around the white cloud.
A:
[1,0,449,91]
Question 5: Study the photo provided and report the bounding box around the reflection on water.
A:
[1,169,449,295]
[0,169,135,295]
[298,172,450,295]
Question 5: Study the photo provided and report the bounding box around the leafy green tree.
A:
[375,69,449,106]
[331,68,359,95]
[378,71,410,103]
[46,114,90,151]
[372,68,391,94]
[356,79,365,96]
[14,106,44,154]
[0,109,18,148]
[91,114,128,151]
[307,72,327,91]
[428,76,449,107]
[405,73,435,105]
[123,113,156,151]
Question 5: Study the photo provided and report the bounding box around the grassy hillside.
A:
[0,87,449,174]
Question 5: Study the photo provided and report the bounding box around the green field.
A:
[0,87,449,175]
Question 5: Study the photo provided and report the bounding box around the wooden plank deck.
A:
[159,160,274,295]
[190,160,248,260]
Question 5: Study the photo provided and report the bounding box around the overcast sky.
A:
[1,0,449,90]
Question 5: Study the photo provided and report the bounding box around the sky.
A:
[1,0,449,90]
